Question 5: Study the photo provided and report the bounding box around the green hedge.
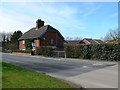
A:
[64,44,119,61]
[12,49,31,53]
[2,49,13,53]
[36,46,53,57]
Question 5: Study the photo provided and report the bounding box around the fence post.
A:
[65,51,66,58]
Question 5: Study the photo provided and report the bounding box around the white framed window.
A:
[23,40,25,44]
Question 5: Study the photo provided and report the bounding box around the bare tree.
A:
[103,29,119,41]
[73,37,82,40]
[0,32,6,42]
[6,32,12,42]
[65,36,82,40]
[0,32,12,42]
[65,37,73,40]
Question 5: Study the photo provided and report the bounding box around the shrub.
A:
[64,44,119,61]
[36,46,53,57]
[12,49,31,53]
[25,39,32,50]
[2,49,12,53]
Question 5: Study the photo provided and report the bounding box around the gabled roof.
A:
[18,25,64,40]
[94,39,104,44]
[83,38,97,44]
[80,38,104,44]
[65,40,80,44]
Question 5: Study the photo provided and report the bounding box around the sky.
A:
[0,1,118,39]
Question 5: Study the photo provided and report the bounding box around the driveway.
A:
[2,53,118,88]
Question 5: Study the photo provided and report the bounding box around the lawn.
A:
[0,61,1,89]
[2,62,73,88]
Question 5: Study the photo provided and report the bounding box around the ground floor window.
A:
[32,42,35,47]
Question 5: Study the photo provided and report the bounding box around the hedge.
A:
[36,46,53,57]
[12,49,31,53]
[64,44,119,61]
[2,49,13,53]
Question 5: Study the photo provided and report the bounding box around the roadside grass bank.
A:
[2,62,73,88]
[0,61,2,89]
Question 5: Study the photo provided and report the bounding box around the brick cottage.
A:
[18,19,64,51]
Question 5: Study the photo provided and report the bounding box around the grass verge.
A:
[0,61,2,89]
[2,62,73,88]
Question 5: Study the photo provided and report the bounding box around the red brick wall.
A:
[41,32,63,47]
[19,40,25,50]
[34,39,40,47]
[19,32,64,50]
[56,34,64,47]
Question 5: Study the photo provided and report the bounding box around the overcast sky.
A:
[0,1,118,39]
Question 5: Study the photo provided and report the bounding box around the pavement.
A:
[2,53,118,88]
[66,65,118,88]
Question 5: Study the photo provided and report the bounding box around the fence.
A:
[51,51,66,58]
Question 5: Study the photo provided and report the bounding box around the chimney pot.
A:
[36,19,44,29]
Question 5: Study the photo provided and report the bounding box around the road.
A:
[2,53,118,88]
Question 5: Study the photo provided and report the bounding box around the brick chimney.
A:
[36,19,44,29]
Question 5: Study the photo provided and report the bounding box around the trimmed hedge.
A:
[12,49,31,53]
[64,44,119,61]
[2,49,13,53]
[36,46,53,57]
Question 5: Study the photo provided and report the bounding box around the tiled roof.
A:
[80,38,104,44]
[94,39,104,44]
[84,38,97,44]
[65,40,80,44]
[18,25,64,40]
[65,38,104,45]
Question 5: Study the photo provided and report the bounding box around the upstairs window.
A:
[51,39,54,45]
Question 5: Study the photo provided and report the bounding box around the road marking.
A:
[93,64,103,66]
[15,61,20,62]
[82,66,90,68]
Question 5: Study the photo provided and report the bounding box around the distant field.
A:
[2,62,72,88]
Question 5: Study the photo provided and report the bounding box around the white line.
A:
[93,64,103,66]
[82,66,90,68]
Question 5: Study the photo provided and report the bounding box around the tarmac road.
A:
[2,53,118,88]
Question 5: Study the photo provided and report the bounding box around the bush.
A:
[25,39,32,50]
[64,44,119,61]
[2,49,12,53]
[12,49,31,53]
[36,46,53,57]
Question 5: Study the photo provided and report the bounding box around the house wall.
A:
[34,39,40,47]
[56,34,64,47]
[19,40,25,50]
[41,31,64,48]
[19,32,64,50]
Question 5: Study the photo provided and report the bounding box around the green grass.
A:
[2,62,73,88]
[0,61,2,89]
